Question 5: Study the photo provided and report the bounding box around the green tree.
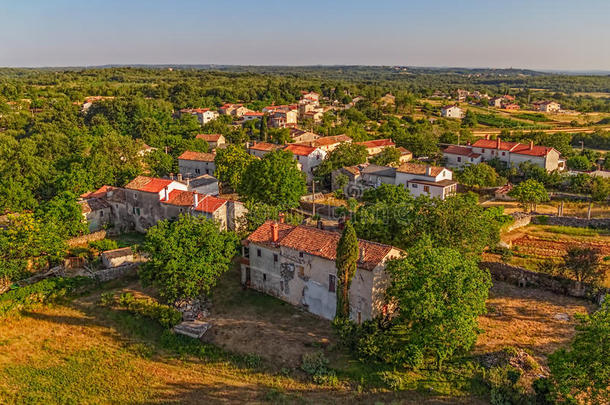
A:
[567,155,592,171]
[239,149,307,209]
[508,179,549,212]
[369,147,402,166]
[335,222,359,319]
[545,301,609,404]
[462,110,478,127]
[139,215,238,302]
[35,191,87,238]
[588,176,610,219]
[383,237,491,369]
[563,247,602,285]
[456,163,500,189]
[144,149,176,178]
[315,143,368,178]
[214,144,255,191]
[260,114,268,141]
[361,184,413,205]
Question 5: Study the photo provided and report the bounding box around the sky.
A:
[1,0,609,70]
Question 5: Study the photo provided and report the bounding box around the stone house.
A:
[78,197,112,232]
[219,103,248,117]
[101,247,135,268]
[186,174,219,196]
[178,150,216,178]
[248,142,282,159]
[395,163,457,199]
[297,134,352,152]
[396,146,413,163]
[283,144,327,183]
[241,221,402,322]
[289,128,320,143]
[242,111,264,122]
[195,133,225,149]
[533,101,561,113]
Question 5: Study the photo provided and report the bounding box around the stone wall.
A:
[89,262,139,282]
[506,212,532,232]
[481,261,605,302]
[533,215,610,229]
[67,230,108,247]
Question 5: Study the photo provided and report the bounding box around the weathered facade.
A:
[241,221,401,322]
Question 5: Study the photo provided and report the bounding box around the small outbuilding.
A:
[101,247,135,268]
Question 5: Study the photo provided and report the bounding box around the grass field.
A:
[1,264,594,404]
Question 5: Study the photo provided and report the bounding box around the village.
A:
[1,66,609,404]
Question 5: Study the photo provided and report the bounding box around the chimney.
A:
[163,187,168,201]
[359,245,365,263]
[466,140,471,146]
[485,134,490,140]
[425,166,431,176]
[529,140,534,150]
[496,137,501,149]
[270,221,279,243]
[278,212,285,224]
[177,173,183,182]
[169,172,174,180]
[193,193,199,208]
[186,177,190,188]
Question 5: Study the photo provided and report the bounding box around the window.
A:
[134,193,138,199]
[357,311,362,325]
[136,208,141,216]
[481,149,485,153]
[411,183,418,188]
[243,246,250,258]
[491,150,495,155]
[257,249,261,257]
[502,152,506,156]
[206,169,209,174]
[297,265,305,277]
[263,273,267,281]
[195,168,200,174]
[424,185,430,193]
[457,156,462,162]
[299,252,303,258]
[273,254,278,263]
[328,274,336,293]
[100,211,103,217]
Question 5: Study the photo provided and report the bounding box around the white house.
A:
[534,101,561,113]
[178,150,216,178]
[443,145,483,167]
[395,163,457,199]
[179,108,219,125]
[248,142,282,159]
[242,220,402,322]
[440,105,463,118]
[443,137,562,172]
[297,134,352,152]
[283,144,326,183]
[242,111,265,122]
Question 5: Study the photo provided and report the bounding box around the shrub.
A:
[0,277,92,317]
[114,292,182,328]
[301,351,337,385]
[89,239,119,252]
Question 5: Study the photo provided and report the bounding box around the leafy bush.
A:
[0,277,92,317]
[301,351,337,385]
[89,239,119,252]
[114,292,182,328]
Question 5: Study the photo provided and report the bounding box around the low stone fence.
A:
[533,215,610,229]
[481,261,605,302]
[67,230,108,247]
[88,262,139,283]
[506,212,532,232]
[300,193,325,203]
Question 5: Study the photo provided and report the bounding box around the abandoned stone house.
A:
[178,150,216,178]
[101,247,135,268]
[78,196,112,232]
[241,220,402,322]
[80,176,246,233]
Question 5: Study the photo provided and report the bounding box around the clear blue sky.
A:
[2,0,609,70]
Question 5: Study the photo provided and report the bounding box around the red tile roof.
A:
[397,162,445,177]
[471,139,556,157]
[309,135,352,147]
[246,221,395,270]
[178,150,216,162]
[244,111,264,116]
[443,145,481,158]
[162,189,199,206]
[125,176,174,193]
[284,144,317,156]
[180,108,211,114]
[80,185,115,199]
[357,139,395,149]
[195,195,227,214]
[196,134,222,142]
[249,142,280,152]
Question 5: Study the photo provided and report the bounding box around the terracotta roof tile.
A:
[196,134,222,142]
[195,195,227,214]
[397,163,444,177]
[246,221,395,271]
[125,176,173,193]
[284,144,317,156]
[443,145,481,158]
[357,139,395,149]
[249,142,280,151]
[178,150,216,162]
[471,139,555,157]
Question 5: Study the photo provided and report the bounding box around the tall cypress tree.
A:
[260,114,268,142]
[335,221,359,319]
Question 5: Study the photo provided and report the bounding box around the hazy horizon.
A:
[2,0,609,70]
